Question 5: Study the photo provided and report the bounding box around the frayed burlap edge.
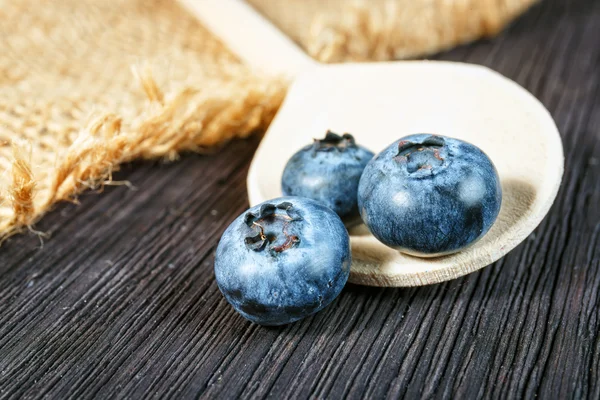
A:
[1,68,287,243]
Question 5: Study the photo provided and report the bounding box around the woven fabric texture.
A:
[0,0,286,240]
[247,0,539,62]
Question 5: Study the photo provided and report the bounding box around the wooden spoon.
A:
[181,0,564,286]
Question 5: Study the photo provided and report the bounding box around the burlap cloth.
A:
[247,0,539,62]
[0,0,536,241]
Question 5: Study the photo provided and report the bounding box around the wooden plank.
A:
[0,0,599,398]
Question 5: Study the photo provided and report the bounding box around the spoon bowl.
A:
[248,61,562,286]
[181,0,564,286]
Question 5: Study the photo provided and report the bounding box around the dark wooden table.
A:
[1,0,599,398]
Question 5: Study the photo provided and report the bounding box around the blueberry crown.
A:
[394,135,447,174]
[312,131,357,152]
[244,201,302,254]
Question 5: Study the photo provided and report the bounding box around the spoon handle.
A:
[179,0,317,78]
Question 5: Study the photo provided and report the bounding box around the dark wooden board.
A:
[1,0,599,398]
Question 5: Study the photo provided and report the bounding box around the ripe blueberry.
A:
[214,197,351,325]
[358,134,502,257]
[281,131,374,220]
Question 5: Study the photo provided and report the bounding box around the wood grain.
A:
[1,0,599,398]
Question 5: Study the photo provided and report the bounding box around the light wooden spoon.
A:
[181,0,564,287]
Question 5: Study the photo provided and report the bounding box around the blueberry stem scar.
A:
[395,135,445,158]
[252,222,267,241]
[312,130,357,152]
[393,135,448,174]
[244,201,302,253]
[271,221,300,253]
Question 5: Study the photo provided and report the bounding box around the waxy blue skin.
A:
[281,132,374,219]
[214,196,351,326]
[358,134,502,257]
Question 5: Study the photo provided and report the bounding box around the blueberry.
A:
[281,131,374,219]
[358,134,502,257]
[214,196,351,325]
